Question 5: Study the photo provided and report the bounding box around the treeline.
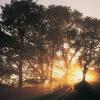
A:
[0,0,100,87]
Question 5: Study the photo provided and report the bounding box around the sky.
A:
[0,0,100,19]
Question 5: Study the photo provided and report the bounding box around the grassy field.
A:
[0,82,100,100]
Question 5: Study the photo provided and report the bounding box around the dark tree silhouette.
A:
[1,0,44,87]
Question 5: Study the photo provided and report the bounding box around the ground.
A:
[0,82,100,100]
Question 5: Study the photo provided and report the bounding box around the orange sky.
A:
[0,0,100,19]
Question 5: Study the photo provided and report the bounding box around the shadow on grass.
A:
[0,82,100,100]
[64,81,100,100]
[37,81,100,100]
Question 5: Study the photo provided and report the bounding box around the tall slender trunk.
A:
[82,63,88,82]
[38,32,45,83]
[39,58,45,83]
[18,29,24,87]
[19,57,23,87]
[50,43,55,82]
[61,45,70,75]
[83,66,87,82]
[68,49,78,65]
[82,50,91,82]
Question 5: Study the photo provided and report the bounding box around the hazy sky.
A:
[0,0,100,19]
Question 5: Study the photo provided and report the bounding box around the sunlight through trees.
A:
[0,0,100,88]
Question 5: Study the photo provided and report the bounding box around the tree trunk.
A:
[40,58,45,83]
[82,64,88,82]
[18,29,24,87]
[50,43,55,83]
[19,59,23,87]
[61,45,70,76]
[83,72,86,82]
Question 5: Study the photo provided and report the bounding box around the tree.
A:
[45,5,71,82]
[1,0,44,87]
[79,17,100,81]
[0,26,20,85]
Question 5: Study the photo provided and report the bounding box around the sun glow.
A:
[52,63,98,86]
[86,70,98,83]
[67,64,83,85]
[67,65,98,85]
[52,67,65,78]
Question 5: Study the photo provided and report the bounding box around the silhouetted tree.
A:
[45,5,71,82]
[79,17,100,81]
[1,0,44,87]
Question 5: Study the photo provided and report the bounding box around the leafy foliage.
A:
[0,0,100,86]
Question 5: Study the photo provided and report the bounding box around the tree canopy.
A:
[0,0,100,87]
